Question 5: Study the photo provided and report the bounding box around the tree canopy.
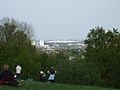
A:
[0,17,40,79]
[84,26,120,88]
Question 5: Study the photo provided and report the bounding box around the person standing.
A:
[47,67,57,82]
[16,65,22,80]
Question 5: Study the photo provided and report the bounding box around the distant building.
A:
[31,41,36,46]
[39,40,45,47]
[31,40,87,53]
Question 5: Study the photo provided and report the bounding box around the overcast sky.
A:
[0,0,120,40]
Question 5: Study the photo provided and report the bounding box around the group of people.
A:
[0,64,22,86]
[0,64,56,86]
[39,67,57,83]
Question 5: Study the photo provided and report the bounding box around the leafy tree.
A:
[84,26,120,88]
[0,17,41,80]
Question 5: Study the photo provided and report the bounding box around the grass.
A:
[0,81,119,90]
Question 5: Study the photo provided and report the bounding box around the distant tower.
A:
[31,41,36,46]
[39,40,45,47]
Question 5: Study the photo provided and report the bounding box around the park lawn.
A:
[0,81,119,90]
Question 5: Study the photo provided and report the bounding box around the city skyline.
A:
[0,0,120,40]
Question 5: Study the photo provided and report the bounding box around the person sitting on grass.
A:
[0,64,21,86]
[47,67,57,83]
[39,70,46,82]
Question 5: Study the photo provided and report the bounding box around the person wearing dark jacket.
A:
[39,70,46,82]
[0,64,20,86]
[47,67,57,82]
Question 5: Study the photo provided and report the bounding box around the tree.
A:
[0,17,41,80]
[84,26,120,88]
[0,17,33,42]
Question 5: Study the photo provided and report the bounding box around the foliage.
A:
[84,26,120,88]
[0,17,41,80]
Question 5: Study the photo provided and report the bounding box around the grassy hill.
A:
[0,81,119,90]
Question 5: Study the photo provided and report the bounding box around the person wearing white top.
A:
[39,70,46,82]
[16,65,22,80]
[47,67,57,83]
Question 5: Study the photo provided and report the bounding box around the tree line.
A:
[0,18,120,88]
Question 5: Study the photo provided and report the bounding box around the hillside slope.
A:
[0,81,119,90]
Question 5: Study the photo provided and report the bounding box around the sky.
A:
[0,0,120,40]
